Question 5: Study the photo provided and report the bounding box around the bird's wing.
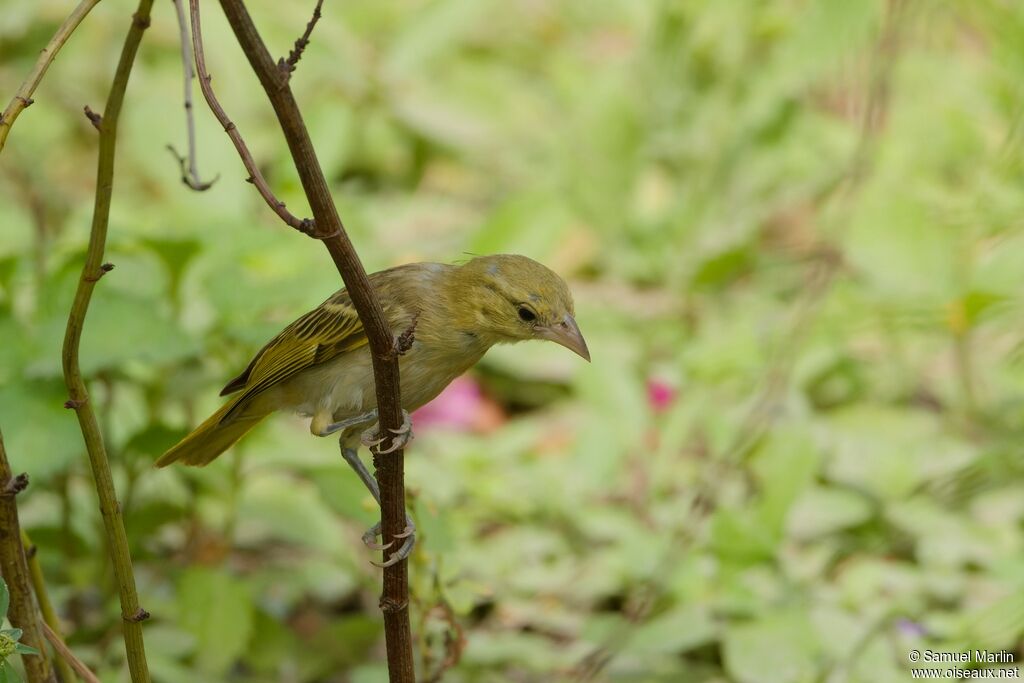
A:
[219,290,371,421]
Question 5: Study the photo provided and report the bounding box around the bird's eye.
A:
[517,306,537,322]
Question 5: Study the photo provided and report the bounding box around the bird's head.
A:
[450,254,590,361]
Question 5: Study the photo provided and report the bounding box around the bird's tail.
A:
[155,399,269,467]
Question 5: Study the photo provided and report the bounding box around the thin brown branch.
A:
[0,0,101,154]
[278,0,324,79]
[187,0,315,233]
[168,0,218,191]
[209,1,415,679]
[0,430,55,683]
[61,3,155,682]
[41,623,101,683]
[83,106,102,130]
[21,531,75,683]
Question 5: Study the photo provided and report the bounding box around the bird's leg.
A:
[360,409,414,455]
[315,409,378,437]
[338,436,416,566]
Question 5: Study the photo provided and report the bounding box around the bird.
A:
[155,254,590,564]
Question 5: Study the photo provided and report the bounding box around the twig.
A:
[207,1,415,679]
[83,106,102,131]
[61,3,155,682]
[40,623,101,683]
[0,430,55,683]
[20,531,75,683]
[0,0,102,154]
[168,0,218,191]
[187,0,315,234]
[278,0,324,80]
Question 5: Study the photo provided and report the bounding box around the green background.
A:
[2,0,1024,681]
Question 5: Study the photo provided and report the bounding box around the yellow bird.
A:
[156,254,590,563]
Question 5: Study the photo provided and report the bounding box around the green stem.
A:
[20,531,75,683]
[60,2,155,681]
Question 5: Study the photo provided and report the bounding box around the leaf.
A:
[13,644,37,656]
[623,605,717,656]
[0,661,20,683]
[959,591,1024,651]
[723,611,821,683]
[787,486,874,540]
[709,508,777,565]
[752,427,821,535]
[177,568,254,675]
[236,473,348,556]
[0,381,83,481]
[0,579,8,619]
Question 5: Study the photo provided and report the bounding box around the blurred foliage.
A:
[3,0,1024,681]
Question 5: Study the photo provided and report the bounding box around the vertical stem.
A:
[211,2,414,679]
[0,430,55,683]
[953,330,977,415]
[60,2,155,682]
[21,531,76,683]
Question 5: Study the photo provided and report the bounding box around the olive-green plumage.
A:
[155,254,589,467]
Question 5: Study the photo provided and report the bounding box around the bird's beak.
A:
[539,315,591,362]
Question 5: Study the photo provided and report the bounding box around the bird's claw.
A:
[361,518,416,567]
[360,410,414,454]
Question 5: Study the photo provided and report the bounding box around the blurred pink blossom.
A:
[647,379,677,413]
[413,375,504,432]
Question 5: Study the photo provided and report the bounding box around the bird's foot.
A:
[360,409,413,454]
[362,516,416,568]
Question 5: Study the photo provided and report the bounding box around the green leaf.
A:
[623,605,717,656]
[177,568,254,675]
[787,486,873,540]
[0,579,8,619]
[0,661,21,683]
[723,611,821,683]
[13,644,37,656]
[236,473,347,556]
[752,427,821,535]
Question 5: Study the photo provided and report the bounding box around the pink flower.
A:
[647,379,677,413]
[413,375,504,432]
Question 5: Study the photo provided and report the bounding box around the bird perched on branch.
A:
[155,254,590,564]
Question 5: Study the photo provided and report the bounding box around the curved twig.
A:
[0,0,102,154]
[168,0,218,191]
[41,623,101,683]
[61,4,155,682]
[278,0,324,80]
[20,531,74,683]
[188,0,315,234]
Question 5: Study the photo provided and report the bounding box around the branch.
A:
[61,3,155,682]
[0,430,55,683]
[208,0,415,679]
[41,623,101,683]
[278,0,324,80]
[187,0,315,234]
[168,0,218,191]
[21,531,75,683]
[0,0,102,154]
